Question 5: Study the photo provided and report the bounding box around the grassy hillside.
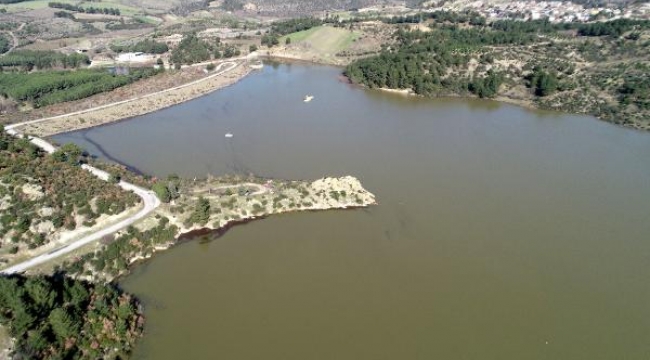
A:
[281,26,360,54]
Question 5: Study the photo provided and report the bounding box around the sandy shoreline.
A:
[264,51,348,67]
[378,87,414,95]
[17,62,253,137]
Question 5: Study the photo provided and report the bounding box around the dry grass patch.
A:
[282,25,360,55]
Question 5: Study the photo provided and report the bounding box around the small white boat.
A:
[303,95,314,103]
[225,133,233,138]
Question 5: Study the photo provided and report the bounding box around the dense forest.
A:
[0,274,142,359]
[270,17,323,35]
[110,38,169,54]
[170,33,241,65]
[344,12,650,128]
[0,129,139,253]
[170,33,212,64]
[344,21,540,98]
[0,50,89,70]
[0,67,160,107]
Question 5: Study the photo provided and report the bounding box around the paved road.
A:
[0,140,161,274]
[0,138,161,274]
[0,182,159,275]
[0,58,246,274]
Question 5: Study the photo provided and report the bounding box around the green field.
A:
[280,25,361,54]
[1,0,59,12]
[279,26,321,43]
[1,0,142,15]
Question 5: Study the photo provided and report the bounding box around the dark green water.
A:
[53,63,650,359]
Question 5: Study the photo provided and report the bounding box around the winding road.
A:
[0,59,243,274]
[0,182,159,275]
[0,138,161,274]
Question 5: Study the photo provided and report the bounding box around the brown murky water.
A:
[54,63,650,359]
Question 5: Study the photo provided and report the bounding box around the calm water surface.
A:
[54,63,650,359]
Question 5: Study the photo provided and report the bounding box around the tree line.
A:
[260,17,324,48]
[493,18,650,37]
[576,18,650,36]
[48,2,121,16]
[383,9,486,26]
[0,50,89,70]
[0,67,160,107]
[270,17,323,36]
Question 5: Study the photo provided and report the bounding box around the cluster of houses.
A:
[353,0,649,24]
[436,0,650,23]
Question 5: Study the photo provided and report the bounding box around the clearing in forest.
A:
[280,25,360,56]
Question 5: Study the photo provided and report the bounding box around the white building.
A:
[116,52,154,62]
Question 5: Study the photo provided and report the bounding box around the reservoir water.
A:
[53,63,650,359]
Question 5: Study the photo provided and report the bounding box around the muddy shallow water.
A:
[54,63,650,360]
